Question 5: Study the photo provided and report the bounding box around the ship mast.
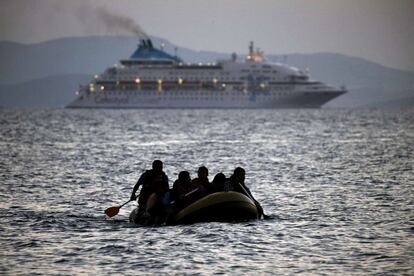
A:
[249,41,254,57]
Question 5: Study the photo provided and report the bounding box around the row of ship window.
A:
[90,85,292,93]
[103,76,284,81]
[115,71,231,76]
[93,83,293,89]
[112,70,278,77]
[145,95,290,100]
[134,70,277,75]
[88,90,290,97]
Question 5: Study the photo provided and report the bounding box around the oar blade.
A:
[105,206,120,218]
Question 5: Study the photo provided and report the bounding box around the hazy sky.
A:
[1,0,413,71]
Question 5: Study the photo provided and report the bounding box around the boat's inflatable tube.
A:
[129,208,140,223]
[129,191,259,225]
[173,191,259,224]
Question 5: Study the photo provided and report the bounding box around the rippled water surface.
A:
[1,108,413,275]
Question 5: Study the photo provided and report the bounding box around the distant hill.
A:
[0,36,136,85]
[364,95,414,109]
[324,88,413,108]
[0,35,413,108]
[0,35,229,85]
[0,74,91,107]
[270,53,414,90]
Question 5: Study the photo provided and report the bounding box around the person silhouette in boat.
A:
[211,172,226,193]
[130,160,169,217]
[172,171,197,207]
[191,166,212,198]
[163,171,195,224]
[225,167,265,218]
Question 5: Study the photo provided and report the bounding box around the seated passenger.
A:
[224,167,247,193]
[172,171,196,206]
[225,167,264,218]
[191,166,211,198]
[211,173,226,193]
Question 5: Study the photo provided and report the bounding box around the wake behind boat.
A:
[129,191,260,225]
[67,37,346,109]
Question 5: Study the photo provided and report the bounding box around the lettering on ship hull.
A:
[95,96,129,105]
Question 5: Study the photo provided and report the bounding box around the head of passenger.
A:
[197,166,208,180]
[178,171,191,183]
[152,160,163,173]
[212,173,226,185]
[212,173,226,192]
[233,167,245,183]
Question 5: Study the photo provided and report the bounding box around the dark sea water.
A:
[1,108,413,275]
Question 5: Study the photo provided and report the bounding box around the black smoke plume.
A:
[95,6,148,39]
[59,1,149,39]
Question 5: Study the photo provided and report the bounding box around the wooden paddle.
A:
[105,200,132,218]
[170,188,199,205]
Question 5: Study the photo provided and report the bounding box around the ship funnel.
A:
[147,39,153,49]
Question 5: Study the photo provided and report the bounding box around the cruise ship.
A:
[67,39,346,108]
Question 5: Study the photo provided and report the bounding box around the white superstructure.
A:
[67,39,346,108]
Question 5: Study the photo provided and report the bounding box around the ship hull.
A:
[66,89,345,109]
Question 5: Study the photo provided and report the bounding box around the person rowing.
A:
[130,160,169,219]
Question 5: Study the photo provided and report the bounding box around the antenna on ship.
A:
[247,41,254,60]
[231,52,237,62]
